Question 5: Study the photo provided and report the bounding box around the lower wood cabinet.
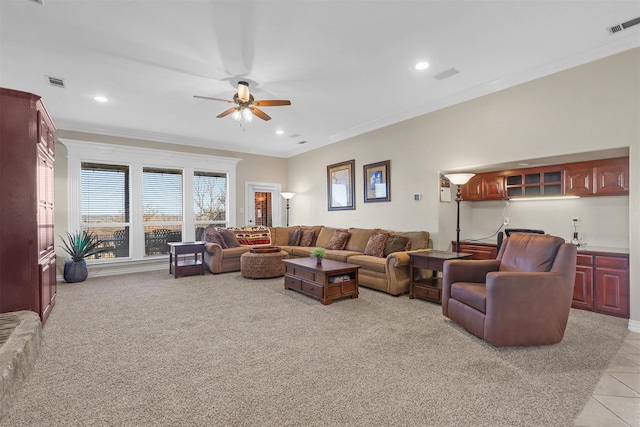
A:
[451,241,498,260]
[452,241,630,318]
[573,252,629,318]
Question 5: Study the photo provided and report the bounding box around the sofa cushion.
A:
[220,246,252,259]
[204,226,228,248]
[450,282,487,313]
[288,227,302,246]
[347,255,387,273]
[384,233,411,256]
[400,231,430,250]
[234,229,270,246]
[345,228,378,252]
[364,232,389,257]
[326,229,351,250]
[219,228,241,248]
[315,227,338,248]
[299,228,315,247]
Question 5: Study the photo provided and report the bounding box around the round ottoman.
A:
[240,247,289,279]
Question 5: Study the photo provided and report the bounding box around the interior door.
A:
[245,182,282,227]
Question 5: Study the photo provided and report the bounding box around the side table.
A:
[409,250,473,303]
[168,242,205,278]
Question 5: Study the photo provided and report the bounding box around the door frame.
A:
[245,182,283,227]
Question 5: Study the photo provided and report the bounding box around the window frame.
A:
[63,139,239,263]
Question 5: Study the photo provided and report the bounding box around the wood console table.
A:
[409,251,473,304]
[168,242,205,278]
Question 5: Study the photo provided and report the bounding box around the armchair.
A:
[442,233,577,347]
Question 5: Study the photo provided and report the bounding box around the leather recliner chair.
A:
[442,233,577,347]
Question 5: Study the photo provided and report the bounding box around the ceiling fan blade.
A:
[217,107,238,118]
[250,107,271,121]
[253,100,291,107]
[194,95,234,104]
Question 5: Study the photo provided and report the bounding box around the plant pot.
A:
[63,260,88,283]
[316,257,323,265]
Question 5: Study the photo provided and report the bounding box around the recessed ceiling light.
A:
[415,61,430,70]
[275,129,284,135]
[94,96,108,103]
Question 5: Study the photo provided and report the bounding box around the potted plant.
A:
[310,247,326,264]
[60,231,106,283]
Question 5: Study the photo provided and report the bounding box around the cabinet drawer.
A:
[327,281,356,297]
[284,275,302,290]
[293,268,315,281]
[576,254,594,266]
[302,280,323,299]
[414,284,441,301]
[595,256,628,269]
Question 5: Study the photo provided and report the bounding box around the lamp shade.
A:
[281,192,295,200]
[444,173,475,186]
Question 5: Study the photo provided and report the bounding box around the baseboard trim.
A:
[628,319,640,333]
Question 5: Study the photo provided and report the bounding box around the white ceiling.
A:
[1,1,639,158]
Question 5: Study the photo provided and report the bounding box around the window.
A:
[194,171,227,240]
[143,168,183,255]
[64,140,239,264]
[80,163,130,259]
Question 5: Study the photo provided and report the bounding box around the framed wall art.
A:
[327,159,355,211]
[364,160,390,203]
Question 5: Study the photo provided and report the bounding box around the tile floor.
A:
[575,331,640,427]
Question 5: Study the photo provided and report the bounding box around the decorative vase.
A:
[63,260,88,283]
[316,257,323,265]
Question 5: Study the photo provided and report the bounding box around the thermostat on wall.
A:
[413,193,421,201]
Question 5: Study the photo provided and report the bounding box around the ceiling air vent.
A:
[289,133,301,138]
[608,17,640,34]
[46,76,66,88]
[297,140,308,145]
[31,0,44,4]
[433,68,460,81]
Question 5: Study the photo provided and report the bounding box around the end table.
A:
[168,242,205,278]
[409,250,473,303]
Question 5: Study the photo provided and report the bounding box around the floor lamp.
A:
[444,173,475,253]
[281,192,295,227]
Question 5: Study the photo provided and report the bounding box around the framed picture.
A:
[364,160,390,203]
[327,159,355,211]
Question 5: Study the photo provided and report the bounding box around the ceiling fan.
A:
[194,81,291,122]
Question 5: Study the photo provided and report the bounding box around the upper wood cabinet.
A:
[461,173,504,201]
[460,156,629,201]
[564,157,629,196]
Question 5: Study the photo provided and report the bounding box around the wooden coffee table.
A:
[282,257,360,305]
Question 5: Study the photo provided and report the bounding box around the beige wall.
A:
[285,48,639,324]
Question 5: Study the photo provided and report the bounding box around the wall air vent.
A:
[608,17,640,34]
[46,76,66,88]
[433,68,460,81]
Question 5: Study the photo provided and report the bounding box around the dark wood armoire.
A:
[0,87,56,324]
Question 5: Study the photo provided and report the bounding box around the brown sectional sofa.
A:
[203,225,432,296]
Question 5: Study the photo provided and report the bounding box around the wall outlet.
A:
[503,217,509,226]
[572,217,579,224]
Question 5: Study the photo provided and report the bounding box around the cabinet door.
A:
[564,166,593,196]
[461,176,483,201]
[594,267,629,318]
[452,242,498,259]
[39,253,56,324]
[572,265,594,310]
[482,175,505,200]
[595,160,629,195]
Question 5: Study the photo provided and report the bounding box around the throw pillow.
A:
[326,229,351,250]
[299,228,315,247]
[218,228,241,248]
[288,227,302,246]
[384,233,411,256]
[204,227,228,249]
[364,232,389,258]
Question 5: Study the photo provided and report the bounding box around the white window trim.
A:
[62,139,240,262]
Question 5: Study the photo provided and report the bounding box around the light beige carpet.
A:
[0,270,628,426]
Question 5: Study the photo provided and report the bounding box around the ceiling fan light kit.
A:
[194,81,291,122]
